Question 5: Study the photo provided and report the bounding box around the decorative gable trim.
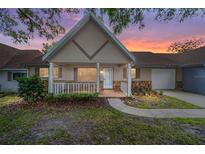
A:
[72,39,109,60]
[42,13,135,62]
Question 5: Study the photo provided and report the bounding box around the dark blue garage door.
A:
[183,67,205,95]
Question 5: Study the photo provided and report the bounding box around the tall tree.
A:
[167,38,205,53]
[0,8,205,44]
[101,8,205,34]
[0,8,79,43]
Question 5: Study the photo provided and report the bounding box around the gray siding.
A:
[0,70,27,92]
[183,67,205,95]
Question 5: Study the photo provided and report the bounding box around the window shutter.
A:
[7,72,12,81]
[74,68,78,82]
[58,67,62,78]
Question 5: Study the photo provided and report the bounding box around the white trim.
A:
[103,67,113,89]
[48,63,54,93]
[127,63,132,97]
[96,63,100,93]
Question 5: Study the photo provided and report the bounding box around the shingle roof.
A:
[131,46,205,67]
[1,41,205,69]
[167,46,205,66]
[130,52,179,67]
[0,43,44,69]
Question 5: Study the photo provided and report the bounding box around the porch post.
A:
[48,62,54,93]
[127,63,131,97]
[96,63,100,93]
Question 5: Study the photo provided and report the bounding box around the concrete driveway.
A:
[163,90,205,108]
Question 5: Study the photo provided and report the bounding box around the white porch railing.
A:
[53,82,97,94]
[120,81,128,96]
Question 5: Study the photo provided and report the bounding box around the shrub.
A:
[45,93,55,103]
[132,86,152,96]
[45,92,99,103]
[17,75,45,103]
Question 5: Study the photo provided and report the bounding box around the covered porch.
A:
[48,62,132,97]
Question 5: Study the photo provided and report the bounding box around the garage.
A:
[183,67,205,95]
[152,69,176,89]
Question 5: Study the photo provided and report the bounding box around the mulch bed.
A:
[2,98,108,112]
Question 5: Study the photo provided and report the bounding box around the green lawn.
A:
[124,94,201,109]
[0,93,205,144]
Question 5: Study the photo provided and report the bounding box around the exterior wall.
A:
[50,20,131,64]
[135,68,152,81]
[28,67,36,76]
[132,67,182,90]
[54,64,125,82]
[176,68,182,81]
[183,67,205,95]
[52,66,184,92]
[0,70,27,92]
[176,68,183,89]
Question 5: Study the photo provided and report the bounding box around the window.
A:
[131,68,136,79]
[77,68,96,81]
[12,72,27,80]
[40,68,48,77]
[123,68,140,79]
[39,67,61,78]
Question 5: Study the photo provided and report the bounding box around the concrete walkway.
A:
[108,98,205,118]
[163,90,205,108]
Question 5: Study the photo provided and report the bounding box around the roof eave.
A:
[90,14,135,62]
[42,14,90,61]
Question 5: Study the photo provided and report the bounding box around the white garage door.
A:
[152,69,176,89]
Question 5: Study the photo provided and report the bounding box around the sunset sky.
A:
[0,9,205,53]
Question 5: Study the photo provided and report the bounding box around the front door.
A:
[103,68,113,89]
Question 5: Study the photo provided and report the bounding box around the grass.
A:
[174,118,205,126]
[0,93,205,144]
[0,92,21,107]
[124,94,201,109]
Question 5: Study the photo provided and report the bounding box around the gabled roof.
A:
[0,43,44,69]
[43,13,135,62]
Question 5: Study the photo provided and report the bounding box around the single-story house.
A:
[0,13,205,96]
[0,43,47,91]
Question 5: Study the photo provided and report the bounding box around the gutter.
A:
[0,68,28,71]
[181,63,205,68]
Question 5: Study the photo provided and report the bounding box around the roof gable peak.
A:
[43,13,135,62]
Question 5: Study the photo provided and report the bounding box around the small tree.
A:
[17,75,45,103]
[167,38,205,53]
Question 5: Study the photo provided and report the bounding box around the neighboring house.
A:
[0,13,205,96]
[0,43,47,91]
